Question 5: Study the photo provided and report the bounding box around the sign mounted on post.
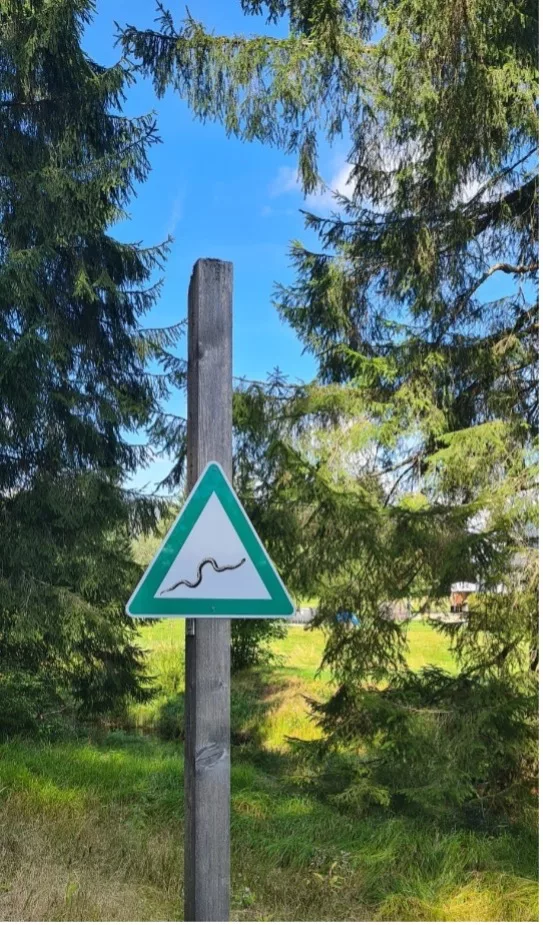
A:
[126,461,295,619]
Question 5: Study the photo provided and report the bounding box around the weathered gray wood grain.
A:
[185,258,233,922]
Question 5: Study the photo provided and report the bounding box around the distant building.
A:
[450,578,510,613]
[450,581,478,613]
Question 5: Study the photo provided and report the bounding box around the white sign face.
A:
[450,582,479,593]
[126,462,295,619]
[156,493,271,601]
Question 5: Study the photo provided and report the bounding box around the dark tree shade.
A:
[0,0,184,728]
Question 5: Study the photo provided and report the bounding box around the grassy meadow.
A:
[0,622,537,922]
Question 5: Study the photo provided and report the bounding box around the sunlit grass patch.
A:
[255,676,326,750]
[404,621,457,672]
[0,622,536,922]
[377,872,538,922]
[232,791,273,820]
[131,620,458,749]
[0,736,182,822]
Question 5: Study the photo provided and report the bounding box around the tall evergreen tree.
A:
[0,0,185,730]
[123,1,538,809]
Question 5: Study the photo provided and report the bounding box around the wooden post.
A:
[185,258,233,921]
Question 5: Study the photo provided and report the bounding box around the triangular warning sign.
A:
[126,462,295,618]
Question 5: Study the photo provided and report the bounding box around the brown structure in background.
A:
[450,582,478,614]
[451,590,470,613]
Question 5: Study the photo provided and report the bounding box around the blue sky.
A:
[83,1,346,491]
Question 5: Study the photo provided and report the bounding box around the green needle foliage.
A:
[0,0,186,733]
[123,0,538,812]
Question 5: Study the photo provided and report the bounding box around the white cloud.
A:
[454,174,508,206]
[455,178,483,204]
[165,190,184,237]
[269,158,355,212]
[268,141,508,220]
[269,165,299,197]
[306,162,356,210]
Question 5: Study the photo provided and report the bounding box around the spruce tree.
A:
[0,0,184,730]
[123,1,538,809]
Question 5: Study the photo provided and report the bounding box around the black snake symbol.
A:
[160,556,246,594]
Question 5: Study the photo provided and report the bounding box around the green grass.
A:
[404,620,458,672]
[137,616,458,675]
[0,621,537,921]
[132,620,458,744]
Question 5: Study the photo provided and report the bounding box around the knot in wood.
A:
[196,742,227,770]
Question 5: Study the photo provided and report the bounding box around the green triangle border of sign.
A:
[126,462,295,618]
